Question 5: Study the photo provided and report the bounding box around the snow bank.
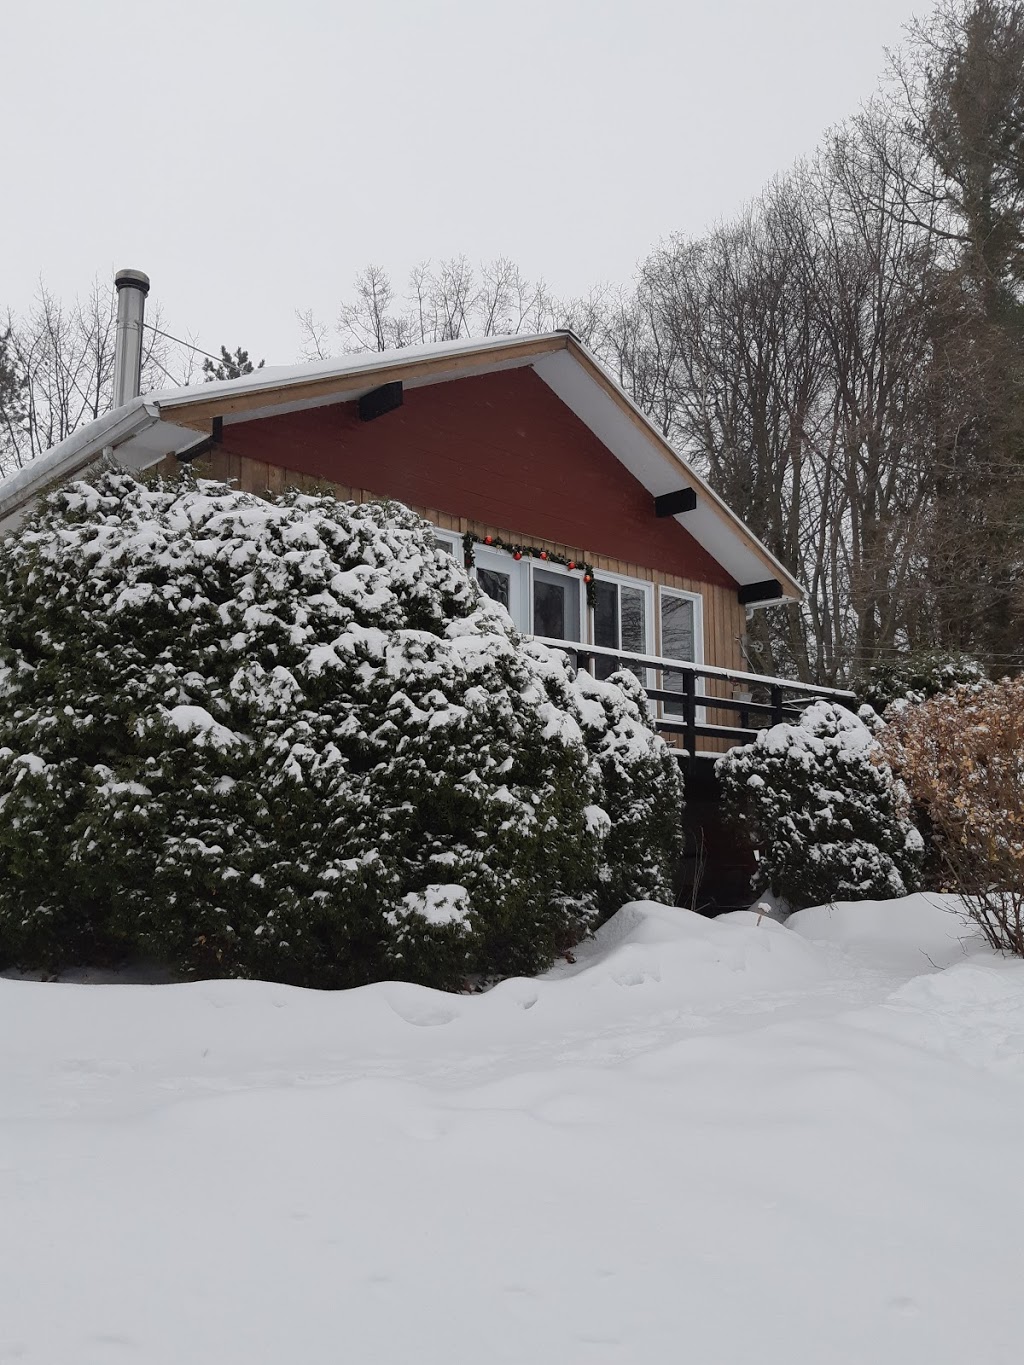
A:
[789,892,980,969]
[2,897,1024,1365]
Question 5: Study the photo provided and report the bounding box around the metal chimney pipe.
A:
[112,269,150,409]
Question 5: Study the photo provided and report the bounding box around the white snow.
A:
[3,893,1024,1364]
[395,884,472,929]
[162,703,241,750]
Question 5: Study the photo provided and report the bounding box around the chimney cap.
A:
[114,268,150,295]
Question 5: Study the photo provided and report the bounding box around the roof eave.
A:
[559,336,803,603]
[0,329,805,605]
[153,332,573,431]
[0,400,159,535]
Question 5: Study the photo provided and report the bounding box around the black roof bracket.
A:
[654,488,697,517]
[358,381,404,422]
[738,579,784,605]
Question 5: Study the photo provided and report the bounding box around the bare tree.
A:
[295,308,332,361]
[1,278,187,474]
[882,0,1024,665]
[299,256,592,358]
[626,111,976,686]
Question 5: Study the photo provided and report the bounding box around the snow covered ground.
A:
[3,894,1024,1364]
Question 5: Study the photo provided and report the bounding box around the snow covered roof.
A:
[0,331,801,602]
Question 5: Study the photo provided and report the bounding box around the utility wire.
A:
[146,353,187,390]
[143,323,227,368]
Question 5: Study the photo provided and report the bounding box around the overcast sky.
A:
[5,0,926,368]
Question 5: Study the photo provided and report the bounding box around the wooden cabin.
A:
[0,329,852,907]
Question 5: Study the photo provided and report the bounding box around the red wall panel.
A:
[221,367,735,587]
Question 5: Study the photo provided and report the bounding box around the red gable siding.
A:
[220,366,736,587]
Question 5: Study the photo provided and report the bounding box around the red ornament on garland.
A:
[539,551,548,560]
[584,573,592,584]
[567,561,576,571]
[483,535,493,545]
[513,550,522,560]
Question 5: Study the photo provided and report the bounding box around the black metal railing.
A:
[530,637,858,757]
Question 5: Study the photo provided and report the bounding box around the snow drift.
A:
[3,893,1023,1365]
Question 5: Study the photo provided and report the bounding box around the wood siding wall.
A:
[213,368,737,590]
[180,449,749,754]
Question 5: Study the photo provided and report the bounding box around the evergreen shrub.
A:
[716,701,923,909]
[0,470,684,988]
[855,651,986,714]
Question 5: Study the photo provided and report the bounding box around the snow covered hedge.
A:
[716,702,923,909]
[855,651,986,714]
[0,470,684,988]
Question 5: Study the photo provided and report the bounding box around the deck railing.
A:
[530,636,858,757]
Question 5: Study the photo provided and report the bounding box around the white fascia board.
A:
[532,346,801,600]
[532,349,681,496]
[680,502,792,594]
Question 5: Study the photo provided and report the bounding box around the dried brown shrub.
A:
[880,679,1024,955]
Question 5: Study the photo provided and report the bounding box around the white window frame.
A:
[432,529,461,557]
[657,585,705,721]
[433,534,709,726]
[474,544,528,631]
[459,541,587,645]
[527,556,586,643]
[588,568,656,684]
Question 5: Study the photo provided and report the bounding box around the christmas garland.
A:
[462,532,597,606]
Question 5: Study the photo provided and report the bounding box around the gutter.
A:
[0,399,160,536]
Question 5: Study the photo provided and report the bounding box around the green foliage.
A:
[201,345,265,382]
[855,651,986,713]
[716,702,923,909]
[569,666,684,913]
[0,471,683,988]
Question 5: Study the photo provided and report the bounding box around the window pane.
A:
[594,580,618,648]
[593,581,619,680]
[477,567,510,611]
[660,594,695,713]
[620,587,646,654]
[533,569,579,642]
[533,580,565,639]
[434,535,454,555]
[660,594,694,661]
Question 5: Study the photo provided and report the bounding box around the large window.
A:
[593,576,652,680]
[431,528,701,692]
[469,547,582,642]
[659,588,701,715]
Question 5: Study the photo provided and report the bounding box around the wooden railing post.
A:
[770,684,784,726]
[683,670,697,757]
